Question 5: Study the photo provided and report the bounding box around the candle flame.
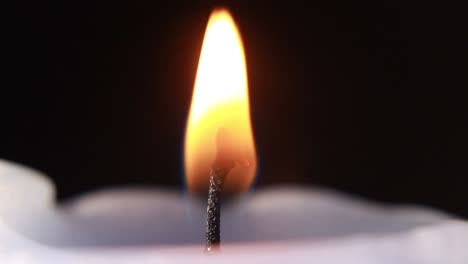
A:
[184,9,257,195]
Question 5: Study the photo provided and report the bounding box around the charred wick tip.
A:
[205,165,227,252]
[205,128,236,252]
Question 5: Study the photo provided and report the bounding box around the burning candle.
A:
[184,8,256,250]
[1,7,468,264]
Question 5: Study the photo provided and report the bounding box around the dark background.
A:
[4,1,467,217]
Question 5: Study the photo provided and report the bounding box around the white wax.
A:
[1,159,467,263]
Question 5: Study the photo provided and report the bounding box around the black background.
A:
[4,1,467,217]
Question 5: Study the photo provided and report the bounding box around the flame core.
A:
[184,9,257,194]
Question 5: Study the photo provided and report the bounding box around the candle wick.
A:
[205,128,236,253]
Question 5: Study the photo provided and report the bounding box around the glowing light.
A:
[184,9,257,194]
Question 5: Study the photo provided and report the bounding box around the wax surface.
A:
[1,159,467,263]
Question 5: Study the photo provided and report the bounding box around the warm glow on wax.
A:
[184,9,257,194]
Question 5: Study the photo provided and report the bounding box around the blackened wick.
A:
[205,128,236,252]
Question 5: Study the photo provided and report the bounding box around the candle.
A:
[2,7,468,264]
[1,159,467,263]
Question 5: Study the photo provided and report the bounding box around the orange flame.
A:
[184,9,257,194]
